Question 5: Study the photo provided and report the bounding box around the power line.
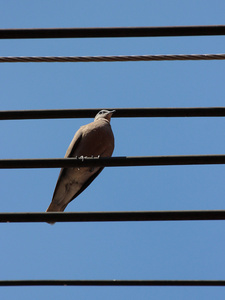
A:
[1,24,224,294]
[0,155,225,169]
[1,53,225,63]
[1,279,225,287]
[1,210,225,223]
[0,25,225,39]
[1,107,225,120]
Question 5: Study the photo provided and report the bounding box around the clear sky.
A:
[1,1,225,299]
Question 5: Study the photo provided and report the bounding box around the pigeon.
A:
[46,110,115,215]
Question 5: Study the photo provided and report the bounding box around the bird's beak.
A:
[106,110,115,121]
[107,110,116,115]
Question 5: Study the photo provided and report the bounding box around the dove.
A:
[46,110,115,214]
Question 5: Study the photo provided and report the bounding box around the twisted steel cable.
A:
[1,53,225,63]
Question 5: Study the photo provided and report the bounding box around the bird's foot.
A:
[79,155,84,161]
[76,156,84,170]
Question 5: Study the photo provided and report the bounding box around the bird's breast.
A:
[75,121,114,158]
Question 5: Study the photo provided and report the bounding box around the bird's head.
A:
[94,110,115,122]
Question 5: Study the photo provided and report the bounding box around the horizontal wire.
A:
[1,210,225,223]
[1,279,225,287]
[1,107,225,120]
[1,53,225,63]
[0,155,225,169]
[1,25,225,39]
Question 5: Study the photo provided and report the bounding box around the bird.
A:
[46,109,115,215]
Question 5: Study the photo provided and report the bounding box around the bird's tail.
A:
[46,202,67,225]
[46,202,65,212]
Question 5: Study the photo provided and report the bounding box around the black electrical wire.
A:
[1,107,225,120]
[1,23,224,294]
[0,155,225,169]
[1,210,225,223]
[0,25,225,39]
[1,279,225,287]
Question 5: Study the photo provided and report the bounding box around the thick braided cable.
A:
[1,53,225,63]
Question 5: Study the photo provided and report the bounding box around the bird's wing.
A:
[59,126,105,207]
[65,167,104,207]
[51,130,83,199]
[49,128,104,211]
[65,129,83,157]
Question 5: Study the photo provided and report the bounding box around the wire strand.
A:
[1,279,225,286]
[1,25,225,39]
[0,155,225,169]
[1,107,225,120]
[1,210,225,223]
[1,53,225,63]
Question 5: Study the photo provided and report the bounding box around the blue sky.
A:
[0,1,225,299]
